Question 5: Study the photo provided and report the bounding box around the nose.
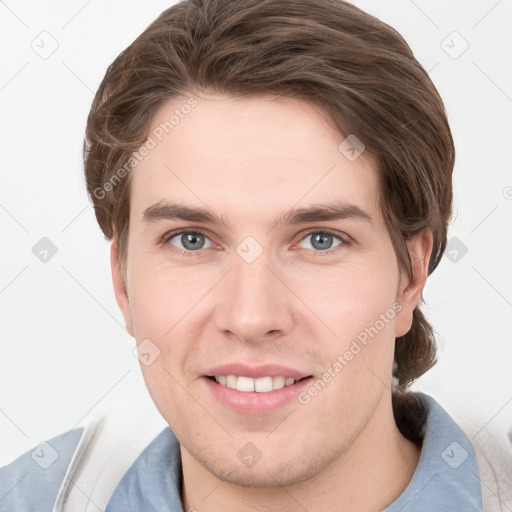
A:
[214,252,295,344]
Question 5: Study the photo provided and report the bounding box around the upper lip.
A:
[205,363,311,380]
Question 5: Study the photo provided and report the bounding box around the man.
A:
[1,0,511,510]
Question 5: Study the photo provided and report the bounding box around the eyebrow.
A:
[142,200,372,228]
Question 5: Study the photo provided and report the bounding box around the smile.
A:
[204,374,314,414]
[209,375,304,392]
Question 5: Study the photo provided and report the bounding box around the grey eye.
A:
[169,232,212,251]
[298,232,342,251]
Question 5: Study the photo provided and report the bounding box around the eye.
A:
[297,231,344,253]
[165,230,213,253]
[162,228,347,257]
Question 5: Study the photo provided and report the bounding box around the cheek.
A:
[127,265,212,395]
[289,259,400,394]
[129,279,198,427]
[128,257,209,334]
[293,259,400,333]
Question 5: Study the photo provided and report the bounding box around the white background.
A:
[1,0,511,465]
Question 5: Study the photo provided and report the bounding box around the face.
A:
[112,93,427,487]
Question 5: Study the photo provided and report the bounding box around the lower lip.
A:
[203,376,313,414]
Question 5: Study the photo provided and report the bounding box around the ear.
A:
[111,241,134,337]
[394,229,433,338]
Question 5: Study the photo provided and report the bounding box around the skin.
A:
[111,93,432,511]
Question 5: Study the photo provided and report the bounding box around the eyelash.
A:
[161,228,349,258]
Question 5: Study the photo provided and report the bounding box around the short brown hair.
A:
[84,0,454,441]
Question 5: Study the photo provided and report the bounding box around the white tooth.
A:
[273,376,285,390]
[255,376,273,393]
[237,376,255,392]
[217,375,295,391]
[226,375,238,389]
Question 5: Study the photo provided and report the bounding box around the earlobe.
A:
[110,242,134,337]
[394,229,433,338]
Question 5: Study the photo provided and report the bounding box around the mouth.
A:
[203,369,314,414]
[206,374,311,392]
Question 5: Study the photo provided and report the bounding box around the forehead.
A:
[129,93,381,223]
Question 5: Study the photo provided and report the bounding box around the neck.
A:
[180,394,421,512]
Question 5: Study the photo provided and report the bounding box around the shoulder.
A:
[425,394,512,512]
[386,392,483,510]
[458,416,512,511]
[0,395,167,512]
[0,427,84,511]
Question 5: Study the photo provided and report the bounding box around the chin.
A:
[192,442,329,488]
